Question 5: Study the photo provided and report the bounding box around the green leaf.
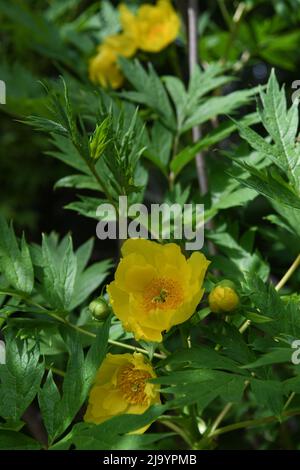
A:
[208,225,270,281]
[251,379,284,416]
[56,404,168,450]
[47,135,90,174]
[162,346,246,375]
[0,431,42,450]
[243,274,300,338]
[41,234,77,311]
[0,216,34,294]
[241,348,293,369]
[54,174,99,191]
[83,315,111,394]
[119,58,175,129]
[229,163,300,210]
[65,196,108,220]
[171,113,259,176]
[156,370,246,410]
[39,317,111,443]
[0,334,44,422]
[38,370,62,444]
[146,121,173,170]
[234,70,300,190]
[70,260,112,310]
[182,87,259,132]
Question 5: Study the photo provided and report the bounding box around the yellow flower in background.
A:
[105,33,137,58]
[89,1,180,88]
[84,352,160,433]
[89,4,138,90]
[89,45,124,89]
[134,0,180,53]
[208,280,240,314]
[107,239,210,342]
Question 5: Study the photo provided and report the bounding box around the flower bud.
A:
[89,296,110,321]
[208,280,239,314]
[89,117,110,161]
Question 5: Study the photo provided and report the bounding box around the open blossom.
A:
[107,239,210,342]
[84,353,160,433]
[88,6,138,89]
[133,0,181,53]
[89,1,180,88]
[89,45,124,89]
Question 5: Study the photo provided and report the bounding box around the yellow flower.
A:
[107,239,210,342]
[89,45,124,89]
[105,33,137,58]
[133,0,180,53]
[209,280,240,314]
[84,352,160,433]
[89,5,138,89]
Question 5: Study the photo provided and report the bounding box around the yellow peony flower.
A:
[89,4,139,89]
[133,0,180,53]
[84,352,160,433]
[107,239,210,342]
[209,280,240,314]
[89,45,124,89]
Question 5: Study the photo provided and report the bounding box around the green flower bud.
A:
[89,296,110,321]
[208,280,239,314]
[89,117,110,161]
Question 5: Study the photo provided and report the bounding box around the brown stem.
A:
[187,0,208,195]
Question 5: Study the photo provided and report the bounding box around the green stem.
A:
[158,418,194,449]
[46,365,66,377]
[210,408,300,438]
[47,310,166,359]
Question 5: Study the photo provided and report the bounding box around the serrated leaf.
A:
[0,217,34,294]
[0,431,42,450]
[0,334,44,423]
[41,234,77,311]
[54,174,100,191]
[70,259,112,309]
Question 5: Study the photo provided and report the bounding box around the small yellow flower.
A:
[89,45,124,89]
[84,352,160,433]
[134,0,180,53]
[209,280,240,314]
[89,5,138,89]
[107,239,210,342]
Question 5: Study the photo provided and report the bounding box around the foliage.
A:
[1,0,300,452]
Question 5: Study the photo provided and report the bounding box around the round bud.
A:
[89,297,110,321]
[208,280,239,314]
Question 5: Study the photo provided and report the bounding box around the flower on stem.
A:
[107,239,210,342]
[84,352,160,433]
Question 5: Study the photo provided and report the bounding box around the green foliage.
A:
[0,216,34,294]
[230,71,300,212]
[2,0,300,453]
[0,333,44,426]
[39,316,111,445]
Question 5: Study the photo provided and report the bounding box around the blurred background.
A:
[1,0,300,450]
[1,0,300,255]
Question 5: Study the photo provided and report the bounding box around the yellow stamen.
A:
[118,365,151,405]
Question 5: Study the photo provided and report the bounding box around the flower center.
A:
[143,277,184,312]
[148,23,166,38]
[118,365,152,405]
